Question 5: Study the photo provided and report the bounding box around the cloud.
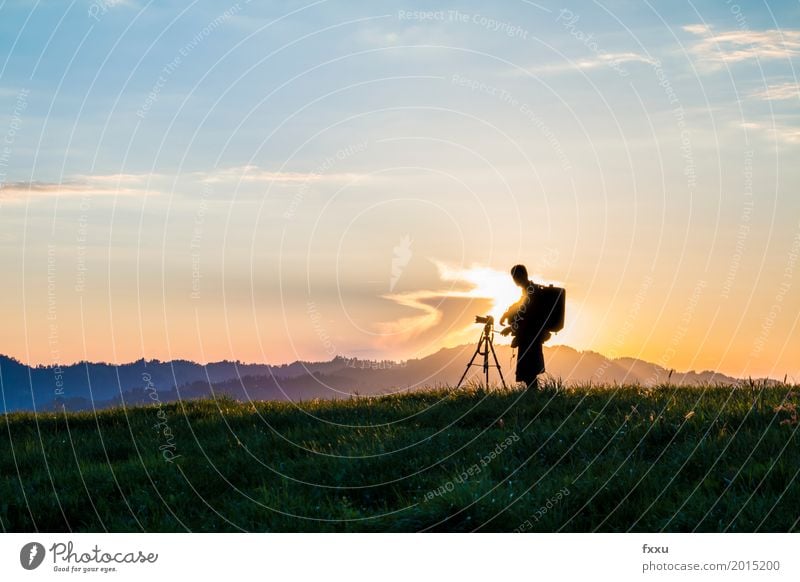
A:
[195,165,366,185]
[740,121,800,144]
[0,173,157,201]
[683,24,712,35]
[375,290,446,338]
[355,20,455,49]
[519,52,657,76]
[0,164,369,203]
[375,262,523,346]
[684,24,800,66]
[749,82,800,101]
[0,87,26,98]
[376,261,567,351]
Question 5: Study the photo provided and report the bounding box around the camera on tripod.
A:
[455,314,507,389]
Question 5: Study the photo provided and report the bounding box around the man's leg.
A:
[516,340,544,390]
[515,351,537,390]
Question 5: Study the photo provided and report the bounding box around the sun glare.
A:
[438,264,522,322]
[380,262,568,350]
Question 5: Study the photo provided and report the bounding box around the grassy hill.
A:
[2,381,798,532]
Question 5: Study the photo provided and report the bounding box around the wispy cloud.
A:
[0,87,26,98]
[0,173,157,201]
[740,121,800,144]
[195,165,366,185]
[519,52,656,76]
[375,289,446,339]
[683,24,711,35]
[684,24,800,66]
[376,262,522,345]
[749,82,800,101]
[355,23,444,48]
[0,164,369,202]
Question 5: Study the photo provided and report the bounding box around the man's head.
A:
[510,264,529,287]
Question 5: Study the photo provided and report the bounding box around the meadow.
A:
[1,381,798,532]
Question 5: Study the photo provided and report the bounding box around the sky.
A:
[0,0,798,379]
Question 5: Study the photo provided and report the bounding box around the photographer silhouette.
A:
[500,264,556,389]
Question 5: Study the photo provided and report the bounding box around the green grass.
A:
[2,380,798,532]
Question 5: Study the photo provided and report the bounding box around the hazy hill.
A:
[0,344,742,412]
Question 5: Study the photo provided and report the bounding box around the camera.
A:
[456,314,507,389]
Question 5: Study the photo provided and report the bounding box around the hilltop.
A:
[1,381,797,532]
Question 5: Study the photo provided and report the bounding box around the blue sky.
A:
[0,0,798,378]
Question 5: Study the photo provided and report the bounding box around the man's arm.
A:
[500,292,526,325]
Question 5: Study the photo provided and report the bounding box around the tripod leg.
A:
[488,337,507,389]
[455,336,484,389]
[483,335,490,388]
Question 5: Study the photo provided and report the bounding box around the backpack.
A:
[534,284,566,333]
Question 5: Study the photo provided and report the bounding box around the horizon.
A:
[1,1,798,380]
[0,342,759,382]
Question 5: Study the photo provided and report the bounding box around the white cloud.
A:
[0,164,372,203]
[355,21,455,49]
[750,82,800,101]
[683,24,712,35]
[739,121,800,144]
[195,165,366,185]
[684,24,800,66]
[519,52,657,76]
[0,173,158,201]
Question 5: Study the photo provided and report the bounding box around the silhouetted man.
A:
[500,264,550,389]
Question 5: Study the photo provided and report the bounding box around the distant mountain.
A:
[0,355,341,412]
[0,345,744,412]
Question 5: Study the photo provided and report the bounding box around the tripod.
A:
[455,316,507,389]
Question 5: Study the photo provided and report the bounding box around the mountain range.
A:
[0,344,747,413]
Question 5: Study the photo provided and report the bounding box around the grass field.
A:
[2,381,798,532]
